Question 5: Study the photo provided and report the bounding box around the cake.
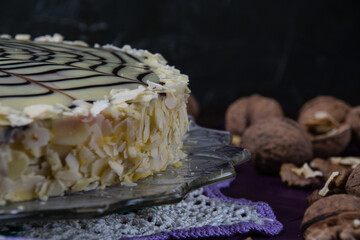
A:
[0,34,190,204]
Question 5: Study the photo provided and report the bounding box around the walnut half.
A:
[280,163,321,189]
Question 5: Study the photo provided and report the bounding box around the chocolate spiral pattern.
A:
[0,39,160,110]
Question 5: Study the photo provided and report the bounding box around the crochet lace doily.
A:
[0,180,283,240]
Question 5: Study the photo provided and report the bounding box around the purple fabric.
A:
[122,178,283,240]
[3,164,286,240]
[222,163,312,240]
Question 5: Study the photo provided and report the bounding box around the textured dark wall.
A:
[1,0,360,125]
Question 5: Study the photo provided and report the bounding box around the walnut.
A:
[346,165,360,197]
[241,117,313,175]
[187,94,200,119]
[311,124,351,158]
[305,111,339,135]
[225,97,249,136]
[346,106,360,147]
[280,163,321,189]
[301,194,360,240]
[299,96,351,127]
[225,94,283,136]
[304,212,360,240]
[298,96,351,158]
[307,189,324,205]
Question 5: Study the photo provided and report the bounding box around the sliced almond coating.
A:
[5,175,45,202]
[65,152,79,172]
[37,181,50,201]
[46,149,63,172]
[46,180,66,197]
[23,126,51,149]
[108,161,124,177]
[164,94,178,109]
[55,169,82,187]
[8,151,29,180]
[71,177,98,192]
[91,159,107,177]
[100,168,117,186]
[51,118,90,146]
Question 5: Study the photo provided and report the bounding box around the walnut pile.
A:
[225,94,360,239]
[226,94,360,239]
[279,157,357,205]
[299,158,360,239]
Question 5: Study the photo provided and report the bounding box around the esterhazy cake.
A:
[0,34,190,204]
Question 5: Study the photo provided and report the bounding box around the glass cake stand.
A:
[0,118,251,222]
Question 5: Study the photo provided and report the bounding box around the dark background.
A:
[1,0,360,127]
[1,1,360,239]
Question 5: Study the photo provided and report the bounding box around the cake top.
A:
[0,34,160,110]
[0,34,189,127]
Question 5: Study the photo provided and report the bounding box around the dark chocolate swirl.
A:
[0,39,160,110]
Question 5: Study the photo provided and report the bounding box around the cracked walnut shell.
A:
[304,212,360,240]
[302,194,360,240]
[311,124,351,158]
[298,96,351,128]
[298,96,351,157]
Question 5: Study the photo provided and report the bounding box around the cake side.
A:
[0,34,190,204]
